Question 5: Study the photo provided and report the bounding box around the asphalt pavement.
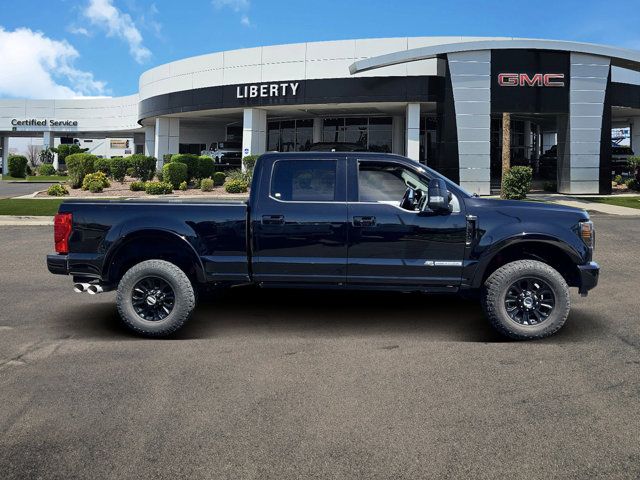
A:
[0,215,639,479]
[0,181,53,199]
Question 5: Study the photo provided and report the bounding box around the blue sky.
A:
[0,0,639,98]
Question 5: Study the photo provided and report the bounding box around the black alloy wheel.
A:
[504,277,555,326]
[131,276,176,321]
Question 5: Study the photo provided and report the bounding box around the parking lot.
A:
[1,215,639,479]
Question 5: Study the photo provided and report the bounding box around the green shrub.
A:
[7,155,28,178]
[226,169,250,183]
[170,154,199,180]
[162,162,188,189]
[242,155,259,171]
[130,180,146,191]
[613,174,623,185]
[110,157,128,182]
[145,181,173,195]
[200,178,214,192]
[224,179,249,193]
[627,156,640,174]
[82,171,110,191]
[179,181,188,191]
[624,178,639,190]
[86,179,105,193]
[128,154,157,181]
[156,169,164,182]
[213,171,226,186]
[198,156,214,179]
[38,164,56,176]
[26,165,34,176]
[94,158,111,176]
[54,144,88,166]
[162,153,174,164]
[66,153,97,188]
[501,166,533,200]
[543,181,557,192]
[47,184,68,196]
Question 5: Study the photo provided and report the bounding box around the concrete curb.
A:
[0,215,53,226]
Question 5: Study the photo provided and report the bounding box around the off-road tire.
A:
[116,259,196,337]
[481,260,570,340]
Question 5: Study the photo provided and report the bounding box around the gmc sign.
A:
[498,73,565,87]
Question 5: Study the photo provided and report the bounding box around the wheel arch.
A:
[104,229,206,285]
[471,237,582,289]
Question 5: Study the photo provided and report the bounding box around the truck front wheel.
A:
[481,260,570,340]
[116,259,196,337]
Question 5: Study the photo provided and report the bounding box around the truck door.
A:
[346,158,467,289]
[251,156,348,285]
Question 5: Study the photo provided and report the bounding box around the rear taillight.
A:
[54,213,73,254]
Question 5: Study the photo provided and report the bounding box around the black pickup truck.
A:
[47,152,599,339]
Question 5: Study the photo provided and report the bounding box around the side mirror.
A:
[426,178,451,214]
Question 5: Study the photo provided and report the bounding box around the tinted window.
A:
[358,162,429,202]
[271,160,337,202]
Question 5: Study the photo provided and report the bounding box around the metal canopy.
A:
[349,38,640,75]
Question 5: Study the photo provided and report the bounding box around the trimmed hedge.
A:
[501,166,533,200]
[66,153,97,188]
[129,154,157,181]
[110,157,128,182]
[47,184,68,196]
[162,162,188,189]
[170,154,199,180]
[130,180,146,191]
[213,171,226,186]
[8,155,28,178]
[145,181,173,195]
[224,178,249,193]
[94,158,111,176]
[198,156,214,179]
[242,155,259,171]
[200,178,214,192]
[38,164,56,176]
[82,172,110,192]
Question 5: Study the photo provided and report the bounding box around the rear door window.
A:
[270,160,337,201]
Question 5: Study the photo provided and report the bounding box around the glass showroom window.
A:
[267,119,314,151]
[322,117,392,152]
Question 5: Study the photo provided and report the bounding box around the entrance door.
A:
[346,158,467,288]
[251,157,348,285]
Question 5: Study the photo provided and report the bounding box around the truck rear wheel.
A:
[116,259,196,337]
[481,260,570,340]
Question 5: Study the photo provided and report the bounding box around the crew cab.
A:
[47,152,599,339]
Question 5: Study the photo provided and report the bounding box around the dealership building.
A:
[2,36,640,195]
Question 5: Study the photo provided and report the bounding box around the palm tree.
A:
[501,112,511,198]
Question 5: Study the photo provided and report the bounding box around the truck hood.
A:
[464,197,590,221]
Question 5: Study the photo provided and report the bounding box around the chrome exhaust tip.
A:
[73,283,91,293]
[87,285,104,295]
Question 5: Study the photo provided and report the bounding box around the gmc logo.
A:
[498,73,565,87]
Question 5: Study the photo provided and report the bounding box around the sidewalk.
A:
[527,193,640,216]
[0,216,53,226]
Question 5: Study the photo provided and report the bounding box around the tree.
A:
[500,112,511,198]
[26,144,42,167]
[39,147,55,164]
[53,144,88,166]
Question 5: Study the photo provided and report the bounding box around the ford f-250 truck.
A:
[47,152,599,339]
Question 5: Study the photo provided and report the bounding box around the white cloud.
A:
[68,25,90,36]
[213,0,252,27]
[83,0,151,63]
[212,0,250,11]
[0,27,108,99]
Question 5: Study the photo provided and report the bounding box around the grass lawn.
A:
[0,199,64,216]
[1,175,67,182]
[588,196,640,210]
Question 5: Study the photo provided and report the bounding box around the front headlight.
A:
[579,220,595,249]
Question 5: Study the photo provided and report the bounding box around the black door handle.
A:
[262,214,285,225]
[353,216,376,227]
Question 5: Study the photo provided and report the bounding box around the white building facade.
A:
[3,36,640,195]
